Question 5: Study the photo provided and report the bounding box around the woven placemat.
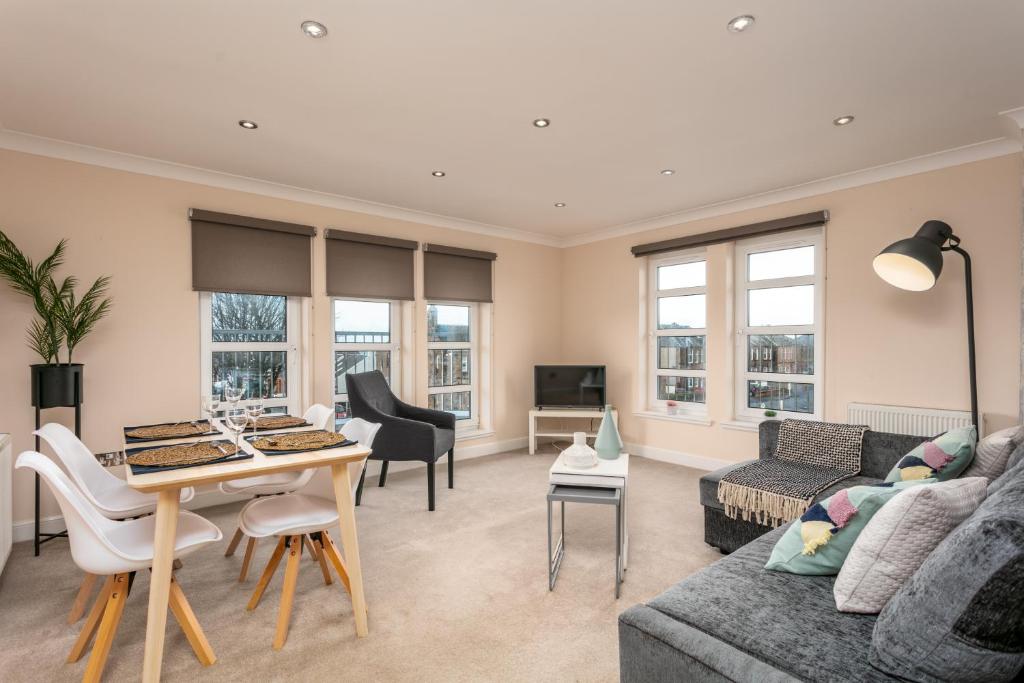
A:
[125,421,214,440]
[252,430,348,452]
[127,441,239,468]
[254,415,309,430]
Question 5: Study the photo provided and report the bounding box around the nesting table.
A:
[547,451,629,598]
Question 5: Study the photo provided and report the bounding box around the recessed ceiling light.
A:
[533,118,551,128]
[727,15,755,32]
[238,120,258,130]
[431,170,446,177]
[301,20,328,38]
[660,169,676,176]
[554,202,566,207]
[833,115,855,126]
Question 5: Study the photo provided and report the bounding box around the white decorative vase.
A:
[563,432,597,469]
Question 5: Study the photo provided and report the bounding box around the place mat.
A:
[124,420,218,443]
[252,415,311,431]
[247,430,355,456]
[127,440,252,474]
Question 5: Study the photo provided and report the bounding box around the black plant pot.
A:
[30,363,84,409]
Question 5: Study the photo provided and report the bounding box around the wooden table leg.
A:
[142,489,180,683]
[330,461,368,636]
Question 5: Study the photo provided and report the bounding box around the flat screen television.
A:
[534,365,606,409]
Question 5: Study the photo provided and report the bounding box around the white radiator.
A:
[847,403,973,437]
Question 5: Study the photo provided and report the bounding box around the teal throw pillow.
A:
[765,479,934,575]
[885,426,977,482]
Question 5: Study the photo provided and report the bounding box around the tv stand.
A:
[529,407,618,455]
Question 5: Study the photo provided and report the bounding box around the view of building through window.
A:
[427,304,473,421]
[651,257,707,408]
[333,299,397,426]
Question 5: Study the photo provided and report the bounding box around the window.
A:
[649,254,707,413]
[333,299,400,427]
[736,233,824,419]
[200,292,302,415]
[427,303,476,427]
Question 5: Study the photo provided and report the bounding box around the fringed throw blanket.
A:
[718,419,868,527]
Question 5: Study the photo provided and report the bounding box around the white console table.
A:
[528,407,617,455]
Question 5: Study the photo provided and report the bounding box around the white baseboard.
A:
[11,436,531,544]
[626,442,732,472]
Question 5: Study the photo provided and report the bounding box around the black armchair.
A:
[345,370,456,511]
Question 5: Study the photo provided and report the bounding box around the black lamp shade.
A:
[872,220,952,291]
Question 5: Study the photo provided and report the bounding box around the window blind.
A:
[422,244,497,303]
[190,208,315,297]
[325,229,418,301]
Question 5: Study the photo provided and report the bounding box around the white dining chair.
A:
[34,422,197,623]
[16,451,222,682]
[237,417,380,650]
[221,403,333,579]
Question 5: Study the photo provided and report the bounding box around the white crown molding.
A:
[0,129,563,248]
[561,136,1023,247]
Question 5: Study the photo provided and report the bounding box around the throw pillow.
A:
[869,465,1024,682]
[885,426,977,482]
[834,477,987,614]
[764,479,932,575]
[963,426,1022,482]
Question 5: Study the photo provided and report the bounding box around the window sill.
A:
[455,428,495,442]
[720,419,765,433]
[634,411,712,427]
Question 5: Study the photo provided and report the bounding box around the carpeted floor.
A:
[0,448,721,682]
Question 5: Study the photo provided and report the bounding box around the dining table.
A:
[122,417,372,682]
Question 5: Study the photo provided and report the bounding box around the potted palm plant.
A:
[0,230,112,409]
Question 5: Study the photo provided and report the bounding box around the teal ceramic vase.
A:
[595,405,622,459]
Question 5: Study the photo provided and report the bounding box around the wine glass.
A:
[225,409,248,452]
[202,395,221,424]
[245,397,265,436]
[224,385,243,406]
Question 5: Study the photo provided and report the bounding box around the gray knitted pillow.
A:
[869,465,1024,682]
[963,426,1022,482]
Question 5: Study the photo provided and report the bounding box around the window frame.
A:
[199,292,302,415]
[734,229,825,421]
[332,297,402,426]
[426,300,479,432]
[647,250,708,416]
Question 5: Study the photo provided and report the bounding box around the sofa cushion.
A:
[869,465,1024,682]
[646,527,894,682]
[834,477,987,614]
[699,461,879,512]
[885,426,976,482]
[963,426,1022,482]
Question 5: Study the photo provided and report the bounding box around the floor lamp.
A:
[872,220,978,429]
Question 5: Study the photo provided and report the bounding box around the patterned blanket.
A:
[718,419,868,527]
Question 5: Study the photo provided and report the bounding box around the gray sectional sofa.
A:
[618,421,1024,682]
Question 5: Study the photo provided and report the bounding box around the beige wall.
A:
[0,149,563,525]
[561,153,1023,465]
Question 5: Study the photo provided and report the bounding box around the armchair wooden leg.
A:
[168,575,216,666]
[355,465,367,506]
[248,537,287,611]
[83,573,128,683]
[427,461,436,512]
[238,537,257,582]
[68,576,115,663]
[225,528,244,557]
[273,536,303,650]
[378,460,389,487]
[68,572,99,624]
[448,447,454,489]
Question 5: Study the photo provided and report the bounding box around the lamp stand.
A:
[944,237,979,430]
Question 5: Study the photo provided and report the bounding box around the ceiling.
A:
[1,1,1023,242]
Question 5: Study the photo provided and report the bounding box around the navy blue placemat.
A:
[127,440,253,475]
[123,420,220,443]
[245,434,356,456]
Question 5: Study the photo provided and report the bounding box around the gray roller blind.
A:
[631,210,829,257]
[190,209,315,296]
[423,244,497,303]
[325,229,418,301]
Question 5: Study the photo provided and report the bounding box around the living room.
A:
[0,3,1022,682]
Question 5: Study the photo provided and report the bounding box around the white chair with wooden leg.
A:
[238,418,380,650]
[220,403,333,580]
[33,422,195,623]
[16,451,222,683]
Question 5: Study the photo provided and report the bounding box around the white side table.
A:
[547,452,629,597]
